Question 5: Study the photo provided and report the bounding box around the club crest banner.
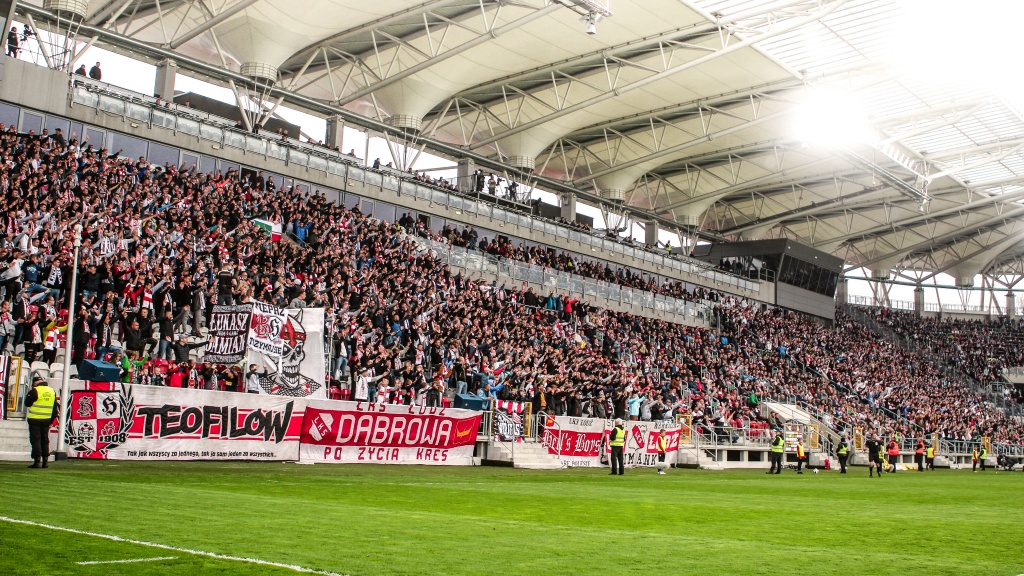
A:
[248,308,327,398]
[203,304,252,363]
[63,384,303,461]
[299,400,481,465]
[248,301,286,357]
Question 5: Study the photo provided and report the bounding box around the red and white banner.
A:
[299,400,481,465]
[63,384,303,461]
[543,416,680,468]
[248,307,327,399]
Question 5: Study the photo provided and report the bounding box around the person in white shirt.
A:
[245,364,263,394]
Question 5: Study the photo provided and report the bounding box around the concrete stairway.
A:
[0,419,30,461]
[676,446,723,470]
[489,440,564,470]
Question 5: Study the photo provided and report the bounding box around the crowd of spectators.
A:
[0,124,1019,446]
[430,223,715,304]
[859,306,1024,404]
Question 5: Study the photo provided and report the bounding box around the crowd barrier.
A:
[53,383,481,466]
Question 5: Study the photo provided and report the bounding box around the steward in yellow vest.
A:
[925,445,935,471]
[608,419,626,476]
[767,431,785,475]
[795,437,808,474]
[655,430,669,475]
[25,376,58,469]
[835,436,850,474]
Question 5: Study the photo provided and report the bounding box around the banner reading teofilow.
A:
[248,308,326,398]
[63,384,303,461]
[299,400,481,465]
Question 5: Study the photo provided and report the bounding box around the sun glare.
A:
[792,86,871,148]
[892,0,1024,107]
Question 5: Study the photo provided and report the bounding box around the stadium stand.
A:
[0,123,1019,447]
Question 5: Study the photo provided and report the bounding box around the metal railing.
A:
[411,236,712,322]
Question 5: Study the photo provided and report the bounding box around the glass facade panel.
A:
[97,95,125,115]
[224,131,245,149]
[44,116,70,135]
[148,141,179,168]
[176,116,199,135]
[199,123,222,142]
[127,102,150,122]
[110,132,148,160]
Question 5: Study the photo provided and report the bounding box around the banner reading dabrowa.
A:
[203,304,252,363]
[542,416,680,468]
[63,384,303,461]
[298,400,481,465]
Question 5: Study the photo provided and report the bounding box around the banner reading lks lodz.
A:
[543,416,680,468]
[299,400,481,465]
[63,384,303,460]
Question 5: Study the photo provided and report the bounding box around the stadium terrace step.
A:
[0,420,30,461]
[488,440,566,469]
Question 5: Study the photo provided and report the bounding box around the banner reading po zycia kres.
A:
[299,400,481,465]
[542,416,680,468]
[63,384,302,460]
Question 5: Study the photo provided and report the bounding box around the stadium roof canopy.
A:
[20,0,1024,282]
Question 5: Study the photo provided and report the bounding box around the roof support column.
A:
[326,115,345,152]
[914,284,924,317]
[645,219,659,249]
[835,277,848,307]
[1008,291,1016,320]
[560,192,576,223]
[154,58,176,100]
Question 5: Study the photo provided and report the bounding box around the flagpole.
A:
[55,224,83,458]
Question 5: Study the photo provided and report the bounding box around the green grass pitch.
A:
[0,461,1022,575]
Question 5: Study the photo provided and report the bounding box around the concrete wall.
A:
[776,283,836,321]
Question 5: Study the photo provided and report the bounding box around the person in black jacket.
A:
[122,319,144,355]
[130,308,157,355]
[79,263,103,299]
[7,26,19,58]
[12,291,32,347]
[70,309,91,368]
[156,310,176,360]
[171,336,206,363]
[865,434,884,478]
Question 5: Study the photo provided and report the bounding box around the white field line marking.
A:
[0,516,346,576]
[77,557,178,565]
